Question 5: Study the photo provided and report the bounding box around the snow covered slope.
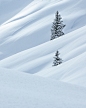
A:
[0,0,86,59]
[0,0,32,24]
[0,0,86,107]
[0,67,86,108]
[0,25,86,87]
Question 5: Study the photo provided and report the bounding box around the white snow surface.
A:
[0,0,86,108]
[0,67,86,108]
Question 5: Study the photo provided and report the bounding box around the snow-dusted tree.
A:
[51,11,65,40]
[53,51,62,66]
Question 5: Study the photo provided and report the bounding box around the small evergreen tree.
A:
[53,51,62,66]
[51,11,65,40]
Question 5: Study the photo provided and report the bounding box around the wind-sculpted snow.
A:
[0,25,86,87]
[0,0,86,59]
[0,0,86,107]
[0,0,33,24]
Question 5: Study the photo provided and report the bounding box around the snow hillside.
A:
[0,0,86,59]
[0,25,86,87]
[0,0,86,107]
[0,67,86,108]
[0,0,32,24]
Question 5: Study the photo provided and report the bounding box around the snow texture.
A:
[0,0,86,108]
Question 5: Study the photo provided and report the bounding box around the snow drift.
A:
[0,0,86,108]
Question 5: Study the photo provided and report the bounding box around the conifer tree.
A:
[51,11,65,40]
[53,51,62,66]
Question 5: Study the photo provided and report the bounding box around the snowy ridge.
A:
[0,0,86,107]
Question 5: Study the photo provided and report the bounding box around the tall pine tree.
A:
[51,11,65,40]
[53,51,62,66]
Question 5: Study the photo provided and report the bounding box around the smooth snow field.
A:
[0,0,86,108]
